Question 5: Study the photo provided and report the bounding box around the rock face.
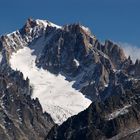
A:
[46,71,140,140]
[35,23,128,101]
[0,65,54,140]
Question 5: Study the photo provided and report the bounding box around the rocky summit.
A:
[0,18,140,140]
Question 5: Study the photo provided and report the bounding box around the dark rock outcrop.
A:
[0,66,54,140]
[46,71,140,140]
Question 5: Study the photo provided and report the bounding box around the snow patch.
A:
[5,31,25,50]
[106,105,131,120]
[81,25,90,33]
[6,83,13,89]
[0,52,3,63]
[104,84,108,87]
[74,59,80,67]
[36,19,61,29]
[10,47,91,124]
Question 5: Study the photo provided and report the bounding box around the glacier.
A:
[10,47,91,124]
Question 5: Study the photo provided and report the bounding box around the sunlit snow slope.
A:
[10,47,91,124]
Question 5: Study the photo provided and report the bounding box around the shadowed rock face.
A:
[35,23,129,101]
[46,71,140,140]
[0,66,54,140]
[37,24,127,75]
[36,24,96,73]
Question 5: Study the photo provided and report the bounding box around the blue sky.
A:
[0,0,140,46]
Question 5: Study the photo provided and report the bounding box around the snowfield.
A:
[10,47,91,124]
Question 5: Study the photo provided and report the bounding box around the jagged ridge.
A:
[0,18,140,140]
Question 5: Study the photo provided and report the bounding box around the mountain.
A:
[0,18,140,140]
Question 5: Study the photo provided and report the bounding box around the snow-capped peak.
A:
[35,19,61,29]
[80,25,91,33]
[20,18,61,43]
[1,18,62,55]
[25,18,61,30]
